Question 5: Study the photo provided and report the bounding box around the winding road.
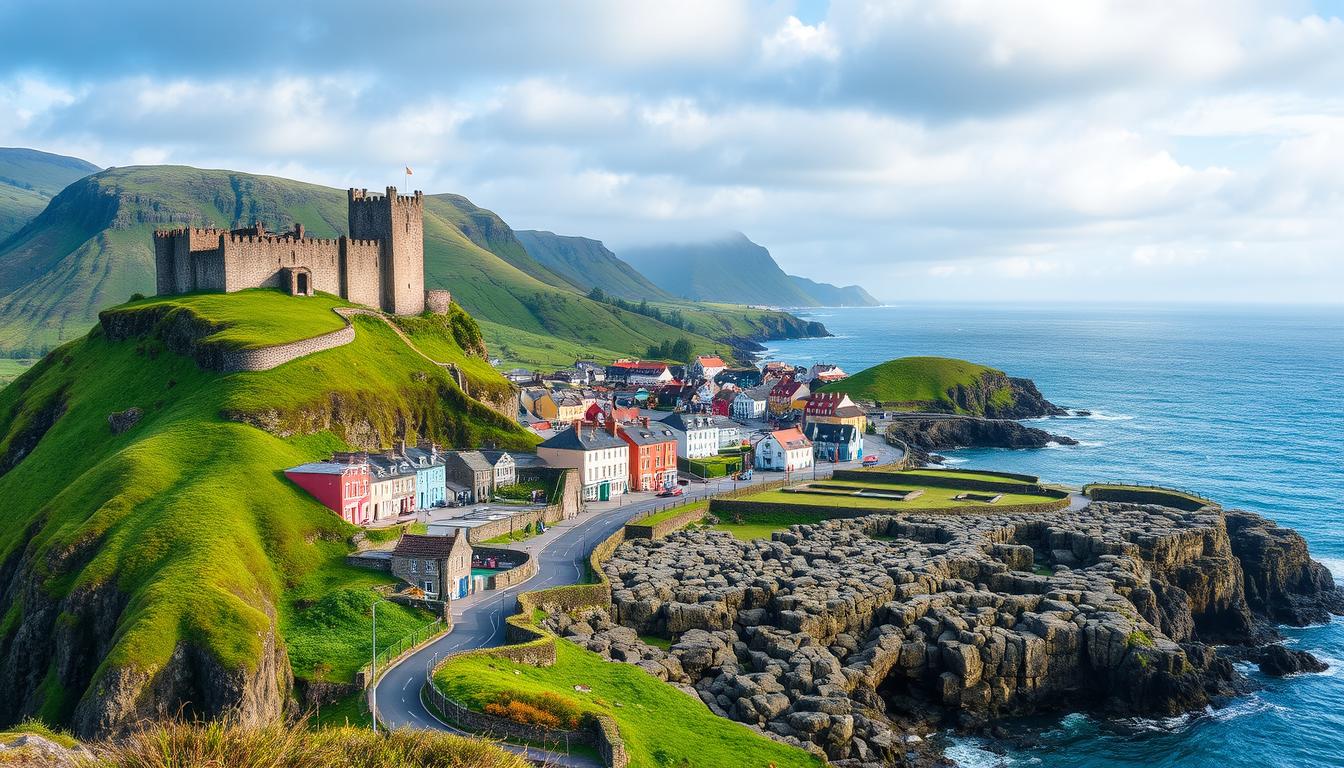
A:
[371,434,904,764]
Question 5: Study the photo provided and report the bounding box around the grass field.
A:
[0,290,536,724]
[0,357,35,387]
[123,289,352,348]
[637,501,709,527]
[817,356,1013,413]
[434,640,823,768]
[712,477,1060,541]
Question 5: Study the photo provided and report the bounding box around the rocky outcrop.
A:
[106,407,142,434]
[0,525,291,739]
[885,417,1076,461]
[1224,510,1344,626]
[0,732,93,767]
[589,502,1338,764]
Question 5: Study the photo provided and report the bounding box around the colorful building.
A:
[768,379,810,417]
[537,421,630,501]
[284,457,371,525]
[403,443,447,510]
[367,453,417,521]
[804,422,863,463]
[618,418,680,491]
[690,355,728,381]
[731,388,769,421]
[803,391,867,434]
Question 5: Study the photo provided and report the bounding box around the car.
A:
[657,487,684,497]
[862,455,880,466]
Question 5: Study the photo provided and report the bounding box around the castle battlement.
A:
[153,183,430,315]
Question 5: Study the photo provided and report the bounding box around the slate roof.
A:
[286,461,362,475]
[367,454,415,478]
[804,422,858,444]
[479,450,515,466]
[402,446,443,468]
[661,412,718,432]
[392,533,460,559]
[620,424,679,446]
[451,450,494,472]
[539,423,627,451]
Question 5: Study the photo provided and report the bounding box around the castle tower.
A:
[348,186,425,315]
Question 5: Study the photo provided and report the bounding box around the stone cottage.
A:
[391,532,473,600]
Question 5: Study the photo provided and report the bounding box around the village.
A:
[284,353,876,604]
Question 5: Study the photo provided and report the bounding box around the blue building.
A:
[803,423,863,463]
[404,444,447,509]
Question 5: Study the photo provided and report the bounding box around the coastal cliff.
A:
[556,500,1341,765]
[884,417,1076,463]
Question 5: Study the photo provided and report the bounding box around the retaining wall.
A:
[832,468,1063,496]
[1083,484,1215,512]
[472,546,536,590]
[709,495,1071,522]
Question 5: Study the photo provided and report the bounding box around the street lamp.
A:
[369,597,396,733]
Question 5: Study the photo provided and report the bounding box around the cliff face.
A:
[945,372,1067,420]
[885,417,1076,458]
[585,502,1341,762]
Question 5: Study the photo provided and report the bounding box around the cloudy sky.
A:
[3,0,1343,303]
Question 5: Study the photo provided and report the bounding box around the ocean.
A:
[766,304,1344,768]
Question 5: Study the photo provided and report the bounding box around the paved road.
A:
[371,435,903,763]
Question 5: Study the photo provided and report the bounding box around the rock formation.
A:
[560,502,1340,765]
[884,418,1076,462]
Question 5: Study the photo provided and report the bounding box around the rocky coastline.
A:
[885,417,1077,465]
[546,500,1342,767]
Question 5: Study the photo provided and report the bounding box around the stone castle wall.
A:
[215,323,356,373]
[425,289,452,314]
[154,187,426,315]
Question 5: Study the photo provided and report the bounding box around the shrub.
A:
[484,690,583,730]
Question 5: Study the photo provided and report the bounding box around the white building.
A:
[660,412,720,459]
[731,389,769,421]
[754,428,814,472]
[712,416,744,450]
[480,450,517,488]
[691,355,728,381]
[537,421,629,501]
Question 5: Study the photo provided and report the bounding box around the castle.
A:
[154,187,442,315]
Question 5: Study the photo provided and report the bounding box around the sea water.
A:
[768,304,1344,768]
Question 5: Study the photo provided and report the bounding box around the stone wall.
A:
[709,496,1070,522]
[832,468,1063,496]
[348,187,425,315]
[215,324,356,373]
[342,239,382,310]
[472,546,536,590]
[425,289,452,314]
[1085,485,1214,512]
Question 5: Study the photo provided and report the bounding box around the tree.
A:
[587,286,606,302]
[671,337,692,362]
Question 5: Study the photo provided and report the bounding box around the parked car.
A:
[862,455,880,466]
[657,487,684,497]
[737,469,753,480]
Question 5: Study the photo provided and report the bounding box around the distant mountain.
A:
[789,275,880,307]
[0,147,101,242]
[0,163,828,361]
[516,230,672,302]
[619,232,877,307]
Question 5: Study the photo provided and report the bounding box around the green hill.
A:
[0,164,827,364]
[817,356,1063,418]
[619,232,881,307]
[788,275,880,306]
[515,229,672,302]
[0,148,101,242]
[0,289,534,735]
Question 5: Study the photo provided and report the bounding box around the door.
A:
[599,481,610,501]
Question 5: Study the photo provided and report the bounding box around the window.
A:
[410,559,418,574]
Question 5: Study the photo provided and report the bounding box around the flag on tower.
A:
[405,166,413,175]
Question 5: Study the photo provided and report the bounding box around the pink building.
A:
[285,459,371,525]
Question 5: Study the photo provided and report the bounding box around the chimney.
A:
[605,417,619,436]
[641,417,650,428]
[397,439,407,455]
[572,419,583,435]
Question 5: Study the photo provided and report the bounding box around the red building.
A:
[285,458,371,524]
[711,389,735,417]
[617,418,680,491]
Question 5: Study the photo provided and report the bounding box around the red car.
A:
[657,487,684,497]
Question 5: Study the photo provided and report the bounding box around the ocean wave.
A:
[1316,557,1344,581]
[1044,409,1135,422]
[944,739,1014,767]
[941,457,970,465]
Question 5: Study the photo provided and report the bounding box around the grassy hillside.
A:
[0,289,534,734]
[621,232,818,307]
[817,356,1014,413]
[0,164,825,365]
[435,640,823,768]
[788,275,880,306]
[515,229,672,302]
[0,148,101,242]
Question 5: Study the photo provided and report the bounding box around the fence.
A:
[360,618,447,688]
